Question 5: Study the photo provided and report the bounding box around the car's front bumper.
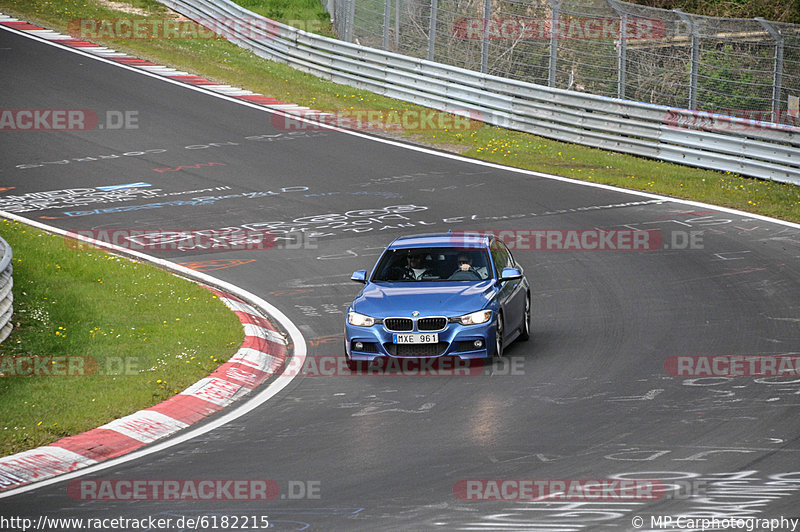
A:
[345,318,496,362]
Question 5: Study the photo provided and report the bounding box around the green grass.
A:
[234,0,335,36]
[2,0,796,222]
[0,219,242,456]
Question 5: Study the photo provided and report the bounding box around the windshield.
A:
[371,248,492,282]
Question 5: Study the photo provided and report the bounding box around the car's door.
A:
[489,238,526,339]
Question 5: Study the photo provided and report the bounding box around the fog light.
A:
[354,342,364,350]
[474,340,484,348]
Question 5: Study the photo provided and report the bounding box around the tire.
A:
[519,294,531,341]
[493,314,504,359]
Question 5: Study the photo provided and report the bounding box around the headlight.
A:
[458,310,492,325]
[348,311,375,327]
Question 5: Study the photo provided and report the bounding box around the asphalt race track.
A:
[1,24,800,531]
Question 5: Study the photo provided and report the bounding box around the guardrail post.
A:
[481,0,490,74]
[608,0,627,99]
[618,14,627,99]
[383,0,391,50]
[756,17,784,124]
[345,0,355,42]
[674,9,698,110]
[427,0,437,62]
[548,0,559,88]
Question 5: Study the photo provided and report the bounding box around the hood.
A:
[352,281,495,318]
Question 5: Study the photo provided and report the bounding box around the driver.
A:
[400,252,437,280]
[456,254,479,275]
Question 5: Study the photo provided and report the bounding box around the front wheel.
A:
[493,314,504,358]
[519,294,531,341]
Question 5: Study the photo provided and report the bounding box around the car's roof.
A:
[387,232,491,249]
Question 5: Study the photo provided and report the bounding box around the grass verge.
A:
[0,219,242,456]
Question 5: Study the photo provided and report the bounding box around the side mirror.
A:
[351,270,368,283]
[500,267,522,281]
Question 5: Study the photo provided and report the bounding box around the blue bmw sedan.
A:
[344,233,530,370]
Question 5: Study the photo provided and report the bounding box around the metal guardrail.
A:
[330,0,800,127]
[159,0,800,185]
[0,236,13,344]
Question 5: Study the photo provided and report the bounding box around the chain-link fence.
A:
[327,0,800,126]
[0,236,13,344]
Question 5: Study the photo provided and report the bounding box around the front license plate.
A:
[393,333,438,344]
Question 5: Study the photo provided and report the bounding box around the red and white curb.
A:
[0,288,289,493]
[0,12,332,120]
